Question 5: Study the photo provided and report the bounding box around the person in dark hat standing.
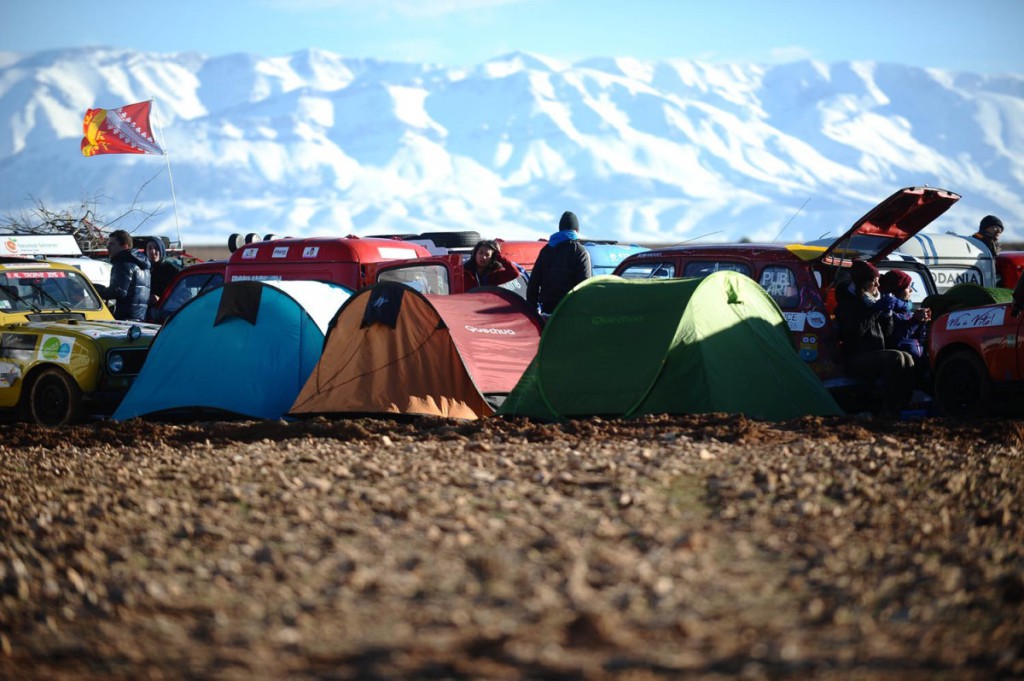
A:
[526,211,592,315]
[972,215,1004,256]
[835,260,916,416]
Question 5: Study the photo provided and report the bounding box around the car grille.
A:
[110,347,150,375]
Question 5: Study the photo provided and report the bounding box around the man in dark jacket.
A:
[145,238,181,310]
[97,230,151,321]
[971,214,1003,256]
[527,211,592,315]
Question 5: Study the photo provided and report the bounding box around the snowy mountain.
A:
[0,47,1022,247]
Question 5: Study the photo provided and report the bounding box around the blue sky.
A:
[2,0,1022,74]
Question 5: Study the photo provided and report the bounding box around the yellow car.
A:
[0,257,158,426]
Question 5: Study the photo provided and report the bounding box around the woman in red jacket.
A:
[462,240,521,290]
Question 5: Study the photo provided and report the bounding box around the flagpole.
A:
[149,98,183,247]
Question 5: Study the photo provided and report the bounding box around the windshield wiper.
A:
[1,286,42,313]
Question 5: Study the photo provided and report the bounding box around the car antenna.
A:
[666,230,723,247]
[772,197,812,243]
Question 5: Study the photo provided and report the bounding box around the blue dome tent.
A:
[113,280,351,421]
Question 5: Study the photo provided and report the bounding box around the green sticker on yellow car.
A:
[40,334,75,363]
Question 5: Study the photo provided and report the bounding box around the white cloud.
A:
[767,46,815,63]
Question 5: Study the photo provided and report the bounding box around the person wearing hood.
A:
[526,211,592,315]
[96,230,151,321]
[145,238,181,310]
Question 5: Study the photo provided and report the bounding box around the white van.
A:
[894,232,996,293]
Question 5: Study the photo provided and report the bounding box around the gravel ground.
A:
[1,414,1022,680]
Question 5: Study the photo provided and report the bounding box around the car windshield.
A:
[0,268,103,312]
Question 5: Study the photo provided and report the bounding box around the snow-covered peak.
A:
[0,47,1020,247]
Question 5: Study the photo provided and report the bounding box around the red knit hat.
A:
[879,269,912,295]
[849,260,879,286]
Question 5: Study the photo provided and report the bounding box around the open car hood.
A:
[817,186,961,266]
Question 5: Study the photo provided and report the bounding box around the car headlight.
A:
[107,352,124,374]
[128,325,142,341]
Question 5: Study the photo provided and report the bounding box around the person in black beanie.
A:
[972,215,1003,256]
[527,210,592,315]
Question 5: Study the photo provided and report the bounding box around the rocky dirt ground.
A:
[1,413,1022,680]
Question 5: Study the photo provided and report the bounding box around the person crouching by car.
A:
[835,260,916,416]
[95,229,151,322]
[462,240,522,290]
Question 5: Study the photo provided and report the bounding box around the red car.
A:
[613,186,959,393]
[224,236,465,295]
[996,251,1024,289]
[928,283,1024,416]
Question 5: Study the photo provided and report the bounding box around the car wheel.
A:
[933,350,992,417]
[25,368,83,427]
[244,233,262,244]
[419,231,481,249]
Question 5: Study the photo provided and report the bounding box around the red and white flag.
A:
[81,100,164,157]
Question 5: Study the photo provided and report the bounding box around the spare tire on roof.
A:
[366,233,419,240]
[228,233,245,252]
[244,233,262,244]
[419,231,481,249]
[262,233,279,242]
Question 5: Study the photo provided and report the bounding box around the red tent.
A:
[290,283,542,419]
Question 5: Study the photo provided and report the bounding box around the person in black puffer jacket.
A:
[526,211,592,315]
[96,229,151,321]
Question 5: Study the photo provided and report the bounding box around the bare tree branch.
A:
[1,181,164,253]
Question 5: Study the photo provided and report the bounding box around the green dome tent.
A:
[922,282,1014,319]
[498,273,842,421]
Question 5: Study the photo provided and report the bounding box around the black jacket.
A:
[835,283,896,359]
[972,231,1000,256]
[526,239,592,314]
[148,238,181,299]
[100,249,152,321]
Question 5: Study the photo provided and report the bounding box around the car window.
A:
[619,262,676,280]
[377,264,450,295]
[162,272,225,316]
[759,265,800,309]
[681,261,752,278]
